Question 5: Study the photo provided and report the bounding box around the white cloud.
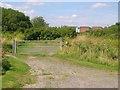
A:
[0,2,13,9]
[59,14,78,19]
[23,10,36,19]
[71,14,77,18]
[91,3,109,9]
[46,12,117,27]
[47,14,79,26]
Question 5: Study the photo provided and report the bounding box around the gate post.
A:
[60,40,63,50]
[13,40,16,53]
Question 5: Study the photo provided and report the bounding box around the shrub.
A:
[1,58,11,75]
[2,43,13,53]
[89,24,118,39]
[24,26,77,40]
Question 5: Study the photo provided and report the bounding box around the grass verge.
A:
[1,57,36,88]
[54,54,118,71]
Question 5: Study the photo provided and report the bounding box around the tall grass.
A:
[55,26,118,70]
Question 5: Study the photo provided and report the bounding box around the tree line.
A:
[2,7,77,40]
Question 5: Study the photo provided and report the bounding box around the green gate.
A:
[14,40,62,55]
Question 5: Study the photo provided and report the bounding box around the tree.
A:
[31,16,49,27]
[2,8,32,33]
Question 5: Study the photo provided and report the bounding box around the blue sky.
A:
[0,1,118,27]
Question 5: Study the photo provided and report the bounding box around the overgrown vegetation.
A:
[55,23,119,70]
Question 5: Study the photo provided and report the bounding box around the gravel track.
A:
[23,56,118,88]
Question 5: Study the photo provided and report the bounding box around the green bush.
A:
[1,58,11,75]
[2,43,13,53]
[24,26,77,40]
[89,23,119,39]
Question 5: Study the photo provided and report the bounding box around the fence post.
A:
[13,40,16,53]
[60,40,63,50]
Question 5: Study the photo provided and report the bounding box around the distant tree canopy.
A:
[2,8,32,33]
[31,16,49,27]
[24,26,77,40]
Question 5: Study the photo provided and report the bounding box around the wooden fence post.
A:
[13,40,16,53]
[60,40,63,50]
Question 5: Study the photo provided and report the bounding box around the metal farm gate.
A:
[13,40,63,55]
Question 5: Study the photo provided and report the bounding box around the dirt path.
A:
[23,56,118,88]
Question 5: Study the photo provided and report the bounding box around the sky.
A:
[0,1,119,27]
